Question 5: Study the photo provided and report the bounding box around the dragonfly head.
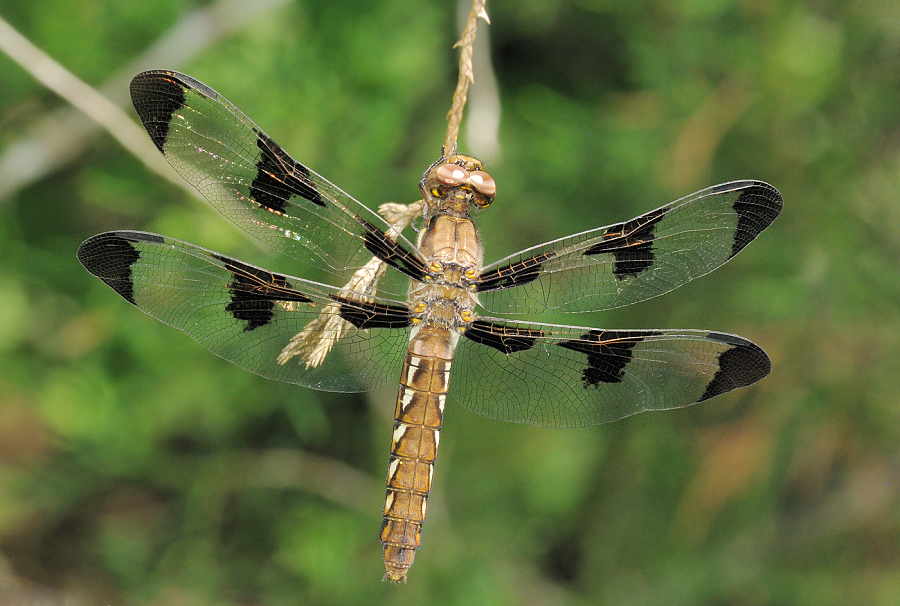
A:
[420,155,496,216]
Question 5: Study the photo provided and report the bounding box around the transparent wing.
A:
[77,230,413,392]
[453,317,771,427]
[477,181,782,314]
[130,70,428,295]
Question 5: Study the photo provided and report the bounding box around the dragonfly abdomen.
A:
[381,325,456,582]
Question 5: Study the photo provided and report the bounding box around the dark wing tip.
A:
[77,232,149,306]
[699,332,772,402]
[130,71,191,153]
[731,181,784,258]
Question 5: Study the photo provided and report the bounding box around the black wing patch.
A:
[216,256,313,331]
[251,133,326,212]
[463,321,544,355]
[335,298,412,330]
[558,329,661,387]
[699,332,772,401]
[582,207,668,278]
[476,252,557,292]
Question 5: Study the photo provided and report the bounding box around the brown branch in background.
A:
[0,0,292,204]
[443,0,490,158]
[0,14,177,195]
[658,77,755,192]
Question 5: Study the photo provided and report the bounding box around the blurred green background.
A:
[1,0,898,604]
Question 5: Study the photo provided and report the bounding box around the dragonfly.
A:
[77,70,782,582]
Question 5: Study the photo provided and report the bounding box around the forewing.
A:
[477,181,782,314]
[77,231,412,392]
[129,70,428,294]
[453,318,771,427]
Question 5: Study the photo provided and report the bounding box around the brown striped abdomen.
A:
[381,326,455,582]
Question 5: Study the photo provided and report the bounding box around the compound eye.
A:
[434,163,470,186]
[469,171,496,197]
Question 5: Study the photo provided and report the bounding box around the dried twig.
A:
[0,14,176,193]
[444,0,491,158]
[0,0,292,204]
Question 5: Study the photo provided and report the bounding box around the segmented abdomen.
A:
[381,325,454,582]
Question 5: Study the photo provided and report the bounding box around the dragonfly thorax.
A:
[409,281,477,329]
[410,193,483,330]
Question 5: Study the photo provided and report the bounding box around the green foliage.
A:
[1,0,899,604]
